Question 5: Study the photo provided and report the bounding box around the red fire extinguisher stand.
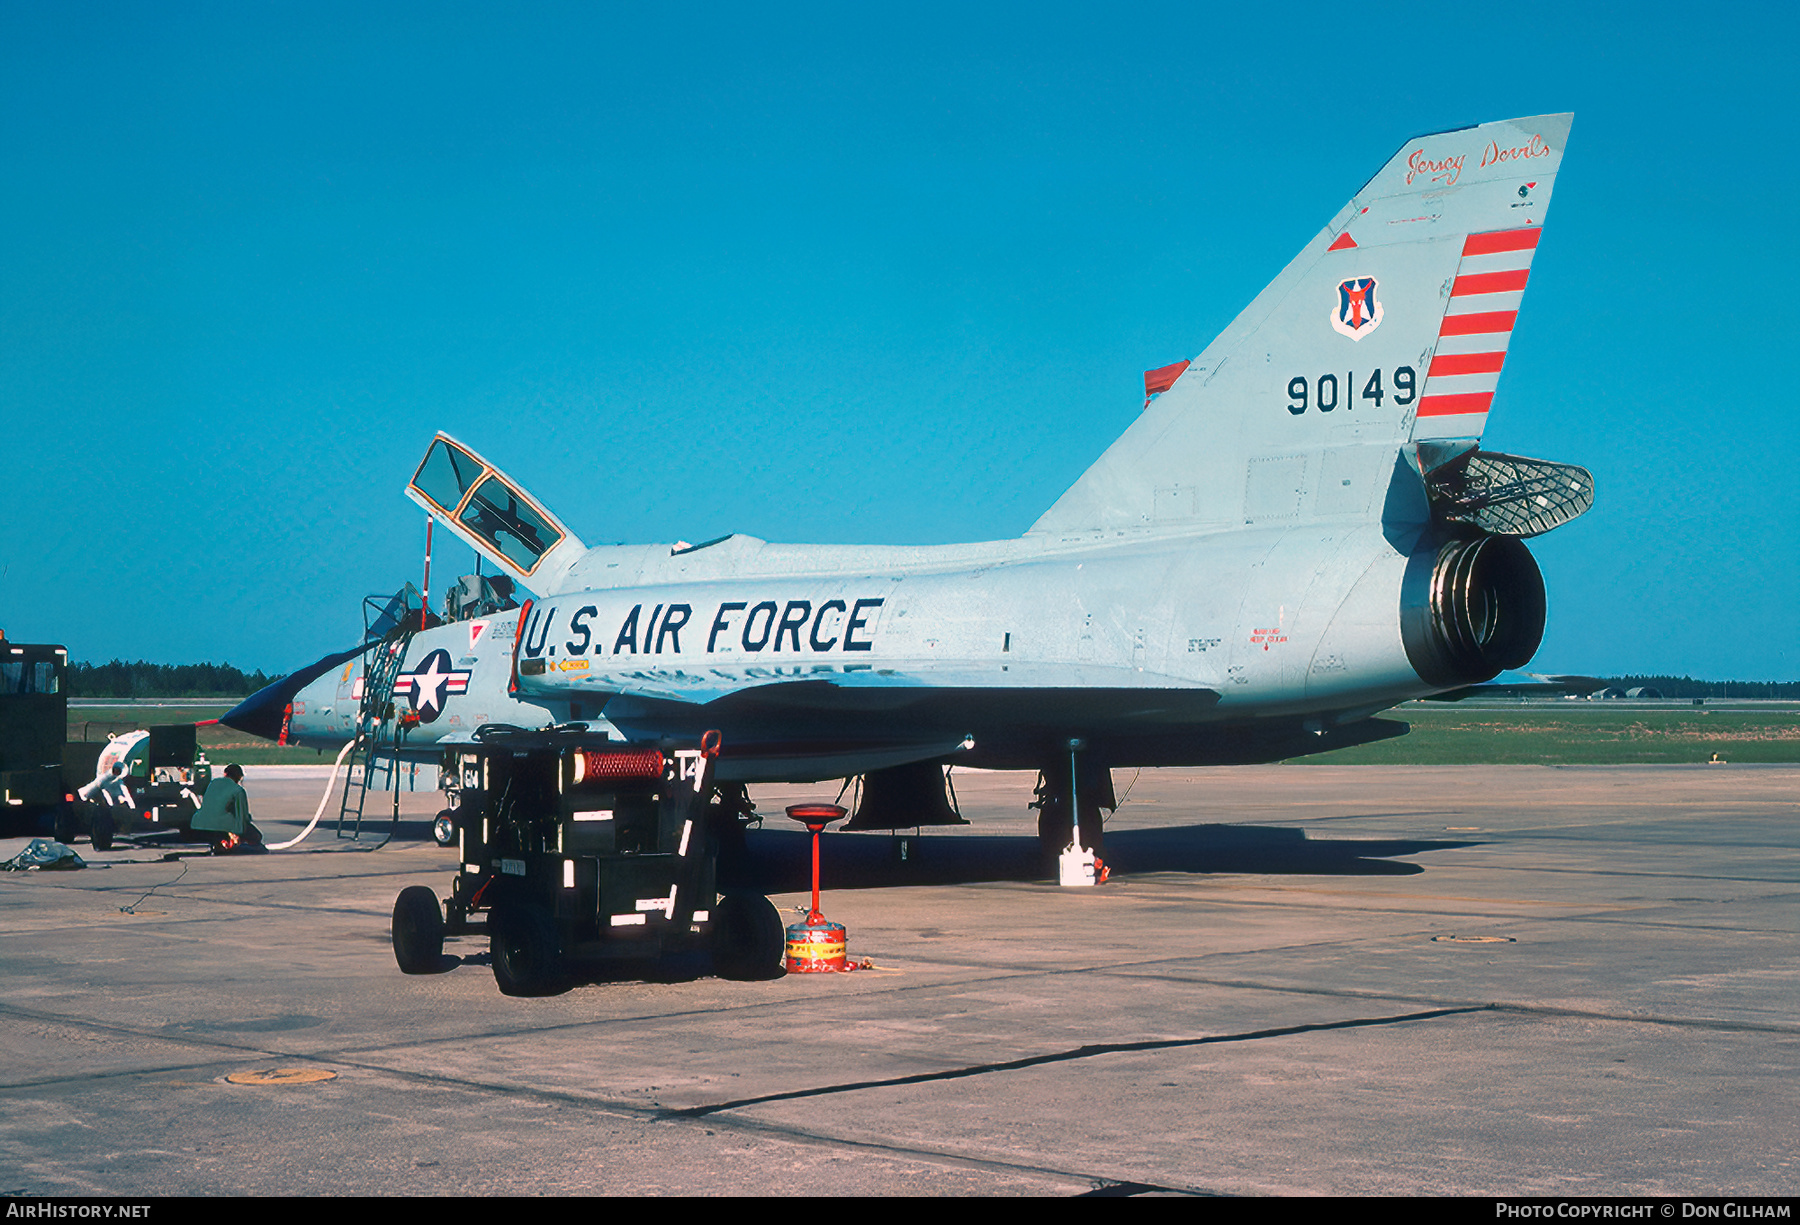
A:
[785,803,848,972]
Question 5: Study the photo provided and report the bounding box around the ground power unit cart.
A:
[391,728,784,994]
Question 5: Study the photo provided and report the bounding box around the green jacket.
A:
[189,777,252,835]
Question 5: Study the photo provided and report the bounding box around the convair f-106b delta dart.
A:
[225,114,1592,854]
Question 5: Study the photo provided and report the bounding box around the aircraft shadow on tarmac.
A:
[362,822,1481,990]
[718,825,1480,894]
[326,819,1474,890]
[112,819,1474,894]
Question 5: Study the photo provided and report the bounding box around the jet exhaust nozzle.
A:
[1401,534,1546,689]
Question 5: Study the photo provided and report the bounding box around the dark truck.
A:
[0,639,101,835]
[1,638,212,849]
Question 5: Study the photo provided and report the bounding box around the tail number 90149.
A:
[1286,366,1416,415]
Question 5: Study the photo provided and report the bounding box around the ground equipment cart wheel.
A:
[490,902,564,996]
[392,886,446,974]
[89,806,115,852]
[53,806,80,846]
[712,892,785,980]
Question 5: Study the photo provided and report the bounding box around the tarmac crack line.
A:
[5,990,1786,1193]
[0,1007,1214,1195]
[1087,972,1800,1034]
[657,1005,1490,1119]
[641,1105,1223,1196]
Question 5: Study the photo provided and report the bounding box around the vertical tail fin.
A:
[1030,114,1571,535]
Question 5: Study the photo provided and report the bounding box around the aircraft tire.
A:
[392,886,446,974]
[89,807,115,853]
[52,806,81,846]
[712,892,784,981]
[431,810,457,847]
[490,902,564,996]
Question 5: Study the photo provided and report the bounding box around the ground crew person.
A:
[189,763,264,853]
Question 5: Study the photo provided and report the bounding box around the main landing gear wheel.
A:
[712,893,785,980]
[431,810,457,847]
[490,903,565,996]
[392,886,446,974]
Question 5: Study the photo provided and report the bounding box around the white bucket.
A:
[1058,843,1096,887]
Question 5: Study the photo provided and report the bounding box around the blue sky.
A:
[2,3,1795,680]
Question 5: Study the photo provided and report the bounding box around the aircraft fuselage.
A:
[284,515,1442,780]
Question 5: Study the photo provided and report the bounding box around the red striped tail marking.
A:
[1412,228,1543,441]
[1440,310,1519,337]
[1451,269,1530,296]
[1428,351,1506,377]
[1417,391,1496,418]
[1462,228,1541,256]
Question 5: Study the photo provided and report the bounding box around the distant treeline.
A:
[69,660,276,699]
[1608,675,1800,700]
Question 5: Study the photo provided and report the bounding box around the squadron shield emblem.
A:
[1331,276,1383,341]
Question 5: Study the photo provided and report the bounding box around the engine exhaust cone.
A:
[1402,533,1546,688]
